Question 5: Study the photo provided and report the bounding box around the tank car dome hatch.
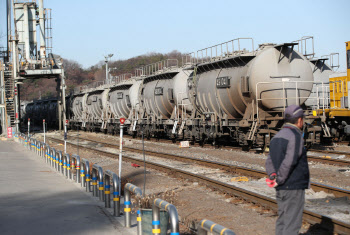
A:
[248,43,314,110]
[258,43,276,49]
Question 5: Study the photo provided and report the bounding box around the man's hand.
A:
[266,173,278,188]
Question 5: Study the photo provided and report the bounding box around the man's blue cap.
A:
[284,105,305,120]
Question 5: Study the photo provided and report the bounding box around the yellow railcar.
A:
[314,41,350,141]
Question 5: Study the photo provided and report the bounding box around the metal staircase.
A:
[4,70,15,127]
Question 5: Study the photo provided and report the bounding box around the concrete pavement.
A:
[0,139,137,235]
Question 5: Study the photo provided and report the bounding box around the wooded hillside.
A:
[20,50,184,101]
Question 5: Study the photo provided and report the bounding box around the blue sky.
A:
[1,0,349,70]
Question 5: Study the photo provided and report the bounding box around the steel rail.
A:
[309,148,350,158]
[73,135,350,167]
[46,136,350,234]
[47,136,350,199]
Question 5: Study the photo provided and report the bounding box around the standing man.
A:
[265,105,310,235]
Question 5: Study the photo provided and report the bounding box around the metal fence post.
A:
[57,151,63,173]
[45,145,50,164]
[153,198,179,235]
[92,170,98,197]
[104,175,111,208]
[152,204,161,235]
[80,159,86,187]
[72,154,81,183]
[63,153,67,177]
[82,159,91,192]
[137,210,142,235]
[65,154,72,179]
[124,183,143,228]
[52,148,56,168]
[105,170,120,217]
[92,164,104,201]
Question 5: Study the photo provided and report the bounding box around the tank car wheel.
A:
[242,144,251,152]
[190,137,195,145]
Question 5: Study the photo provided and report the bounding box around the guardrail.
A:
[124,183,143,228]
[152,198,179,235]
[198,219,235,235]
[71,154,81,183]
[104,170,120,216]
[18,134,238,235]
[57,150,63,173]
[92,164,104,201]
[81,158,91,191]
[65,154,72,179]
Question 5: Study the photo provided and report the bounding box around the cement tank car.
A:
[26,37,327,149]
[181,40,315,147]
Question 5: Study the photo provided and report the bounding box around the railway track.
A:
[72,134,350,167]
[48,136,350,198]
[45,136,350,234]
[66,131,350,167]
[309,148,350,158]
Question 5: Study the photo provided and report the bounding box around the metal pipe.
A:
[105,170,120,216]
[103,174,111,208]
[45,145,50,164]
[92,164,104,200]
[23,4,31,61]
[80,160,86,187]
[92,170,98,197]
[62,71,67,137]
[51,148,56,168]
[57,151,63,173]
[137,210,142,235]
[72,154,81,183]
[38,0,46,62]
[62,152,67,176]
[7,0,11,62]
[65,154,72,179]
[11,39,19,132]
[153,198,179,235]
[118,124,123,196]
[124,183,143,228]
[152,204,161,235]
[197,219,236,235]
[0,70,6,135]
[83,159,91,192]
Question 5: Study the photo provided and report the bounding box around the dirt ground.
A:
[30,131,343,235]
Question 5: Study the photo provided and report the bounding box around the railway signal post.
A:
[64,119,68,153]
[43,119,46,143]
[118,117,125,196]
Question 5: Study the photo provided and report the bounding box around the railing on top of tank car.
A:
[255,80,330,119]
[112,73,132,84]
[321,53,340,71]
[292,36,315,59]
[194,37,255,64]
[142,59,179,77]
